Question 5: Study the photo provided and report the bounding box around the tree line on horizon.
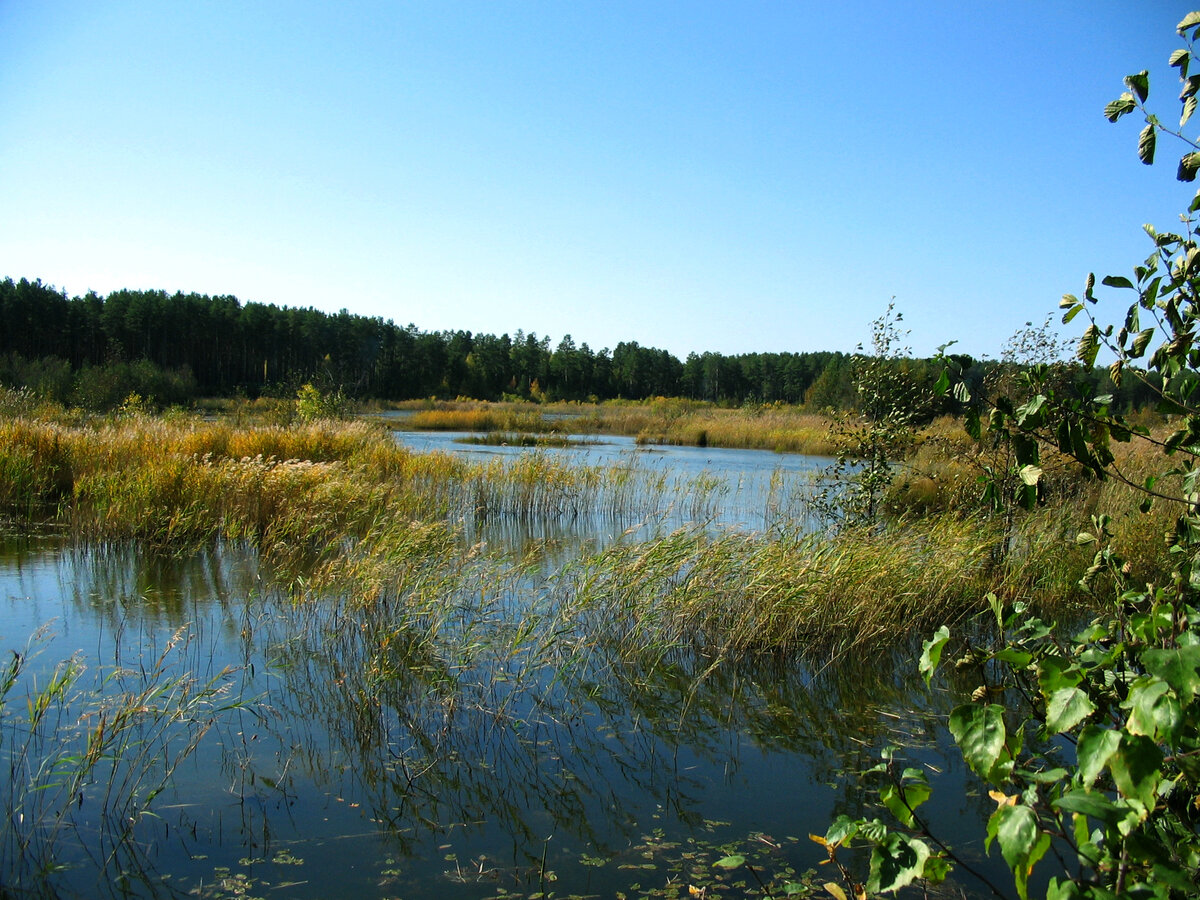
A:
[0,276,1153,412]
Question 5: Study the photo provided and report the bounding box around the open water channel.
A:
[0,429,1012,899]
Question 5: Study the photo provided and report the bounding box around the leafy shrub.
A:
[295,382,347,422]
[822,14,1200,898]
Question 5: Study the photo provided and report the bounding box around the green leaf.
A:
[1021,766,1070,784]
[1142,645,1200,701]
[1037,655,1082,695]
[713,855,745,869]
[1170,47,1191,70]
[1017,482,1038,512]
[1104,92,1137,122]
[986,591,1003,627]
[993,647,1033,667]
[1124,678,1181,741]
[1138,122,1157,165]
[1015,394,1047,427]
[933,367,950,396]
[824,815,858,847]
[921,854,951,885]
[1179,148,1200,180]
[1021,832,1052,899]
[1187,98,1199,137]
[1131,326,1155,357]
[1076,725,1121,788]
[1052,789,1123,825]
[1108,733,1163,808]
[1045,877,1079,900]
[949,704,1007,784]
[866,833,929,895]
[1101,274,1135,289]
[1045,686,1095,734]
[1178,11,1200,36]
[1077,324,1101,367]
[1124,70,1150,103]
[919,626,950,687]
[987,804,1039,888]
[1012,433,1040,467]
[880,781,931,828]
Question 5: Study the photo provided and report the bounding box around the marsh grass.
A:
[557,508,1090,660]
[1,417,744,571]
[455,432,596,448]
[0,419,74,519]
[0,412,1158,658]
[635,409,839,455]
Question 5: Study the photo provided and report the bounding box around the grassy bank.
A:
[567,400,841,454]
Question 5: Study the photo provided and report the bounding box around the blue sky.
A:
[1,2,1196,360]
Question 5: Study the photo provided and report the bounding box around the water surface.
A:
[0,441,1010,899]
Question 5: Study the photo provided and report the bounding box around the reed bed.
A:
[455,431,590,448]
[635,409,838,455]
[557,508,1090,659]
[0,412,1163,657]
[0,416,741,559]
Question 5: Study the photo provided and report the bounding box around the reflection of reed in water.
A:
[200,524,1003,896]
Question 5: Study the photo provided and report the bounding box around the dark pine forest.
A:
[0,276,1150,412]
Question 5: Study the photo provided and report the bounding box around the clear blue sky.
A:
[1,2,1195,360]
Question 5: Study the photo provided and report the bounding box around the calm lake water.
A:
[391,429,830,544]
[0,434,1013,899]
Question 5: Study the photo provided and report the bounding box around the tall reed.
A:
[0,413,1152,657]
[556,508,1089,660]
